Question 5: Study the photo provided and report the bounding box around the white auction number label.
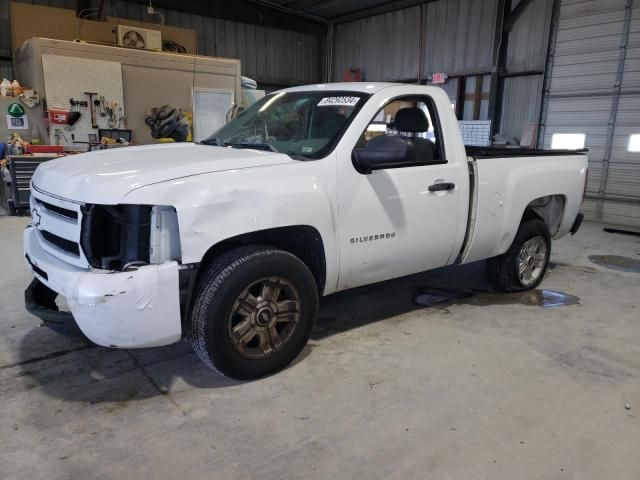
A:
[317,96,360,107]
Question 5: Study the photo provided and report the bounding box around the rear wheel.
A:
[189,246,318,379]
[487,216,551,292]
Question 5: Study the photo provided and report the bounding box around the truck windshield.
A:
[203,91,370,159]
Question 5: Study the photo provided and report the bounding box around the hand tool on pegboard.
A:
[84,92,99,129]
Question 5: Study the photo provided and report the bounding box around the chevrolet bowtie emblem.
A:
[31,208,41,228]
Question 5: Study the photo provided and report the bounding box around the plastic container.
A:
[0,79,11,97]
[30,127,40,146]
[11,80,22,97]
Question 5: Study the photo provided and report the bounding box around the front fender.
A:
[122,160,339,292]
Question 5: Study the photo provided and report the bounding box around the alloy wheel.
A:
[516,236,548,287]
[228,276,300,359]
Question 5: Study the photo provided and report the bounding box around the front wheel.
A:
[188,246,318,379]
[487,216,551,292]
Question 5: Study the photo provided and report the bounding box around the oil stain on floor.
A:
[588,255,640,274]
[414,288,580,308]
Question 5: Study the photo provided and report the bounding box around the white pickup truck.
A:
[24,83,588,379]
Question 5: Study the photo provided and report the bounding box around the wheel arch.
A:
[522,194,566,237]
[197,225,327,295]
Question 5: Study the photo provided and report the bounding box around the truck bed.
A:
[460,151,588,265]
[465,146,588,158]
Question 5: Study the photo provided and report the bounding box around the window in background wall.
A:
[455,74,491,121]
[551,133,586,150]
[628,134,640,152]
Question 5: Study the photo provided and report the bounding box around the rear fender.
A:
[460,155,587,263]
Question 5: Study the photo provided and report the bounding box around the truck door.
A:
[336,95,465,289]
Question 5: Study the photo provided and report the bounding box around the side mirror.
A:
[352,135,414,175]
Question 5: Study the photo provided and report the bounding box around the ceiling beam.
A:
[331,0,438,24]
[248,0,331,24]
[280,0,333,11]
[504,0,536,31]
[122,0,327,34]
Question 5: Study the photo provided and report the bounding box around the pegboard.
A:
[42,54,125,147]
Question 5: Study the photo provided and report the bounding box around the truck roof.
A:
[279,82,404,94]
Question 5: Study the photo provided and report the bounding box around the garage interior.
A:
[1,0,639,479]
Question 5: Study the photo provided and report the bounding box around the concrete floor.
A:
[1,216,638,480]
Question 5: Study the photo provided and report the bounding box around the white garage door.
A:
[539,0,640,228]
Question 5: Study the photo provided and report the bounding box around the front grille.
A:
[30,189,88,268]
[40,230,80,256]
[35,198,78,221]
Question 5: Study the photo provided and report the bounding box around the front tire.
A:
[189,246,318,379]
[487,216,551,292]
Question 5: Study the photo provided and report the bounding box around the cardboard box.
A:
[10,3,197,54]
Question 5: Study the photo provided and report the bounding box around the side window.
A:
[357,97,445,164]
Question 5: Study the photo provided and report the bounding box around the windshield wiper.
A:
[226,142,279,153]
[200,138,279,153]
[200,137,222,146]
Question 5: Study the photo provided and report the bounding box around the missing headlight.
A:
[81,204,152,270]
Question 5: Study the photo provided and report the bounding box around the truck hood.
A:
[31,143,296,204]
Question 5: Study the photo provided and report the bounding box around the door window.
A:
[357,97,446,164]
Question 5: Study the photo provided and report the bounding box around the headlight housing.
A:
[149,206,181,265]
[80,204,180,270]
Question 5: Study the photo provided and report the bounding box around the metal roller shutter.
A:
[539,0,640,228]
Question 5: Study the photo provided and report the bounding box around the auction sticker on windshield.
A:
[317,96,361,107]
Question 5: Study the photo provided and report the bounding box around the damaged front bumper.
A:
[23,225,182,348]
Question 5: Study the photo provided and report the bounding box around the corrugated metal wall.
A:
[332,0,498,82]
[107,0,322,86]
[500,74,545,139]
[332,0,552,140]
[422,0,498,75]
[331,6,421,82]
[500,0,553,139]
[0,0,323,87]
[507,0,554,71]
[0,0,14,80]
[539,0,640,227]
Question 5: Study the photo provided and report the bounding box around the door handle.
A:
[428,182,455,192]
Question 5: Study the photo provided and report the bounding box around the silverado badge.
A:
[350,232,396,244]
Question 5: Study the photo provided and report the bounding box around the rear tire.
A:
[188,246,318,379]
[487,216,551,292]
